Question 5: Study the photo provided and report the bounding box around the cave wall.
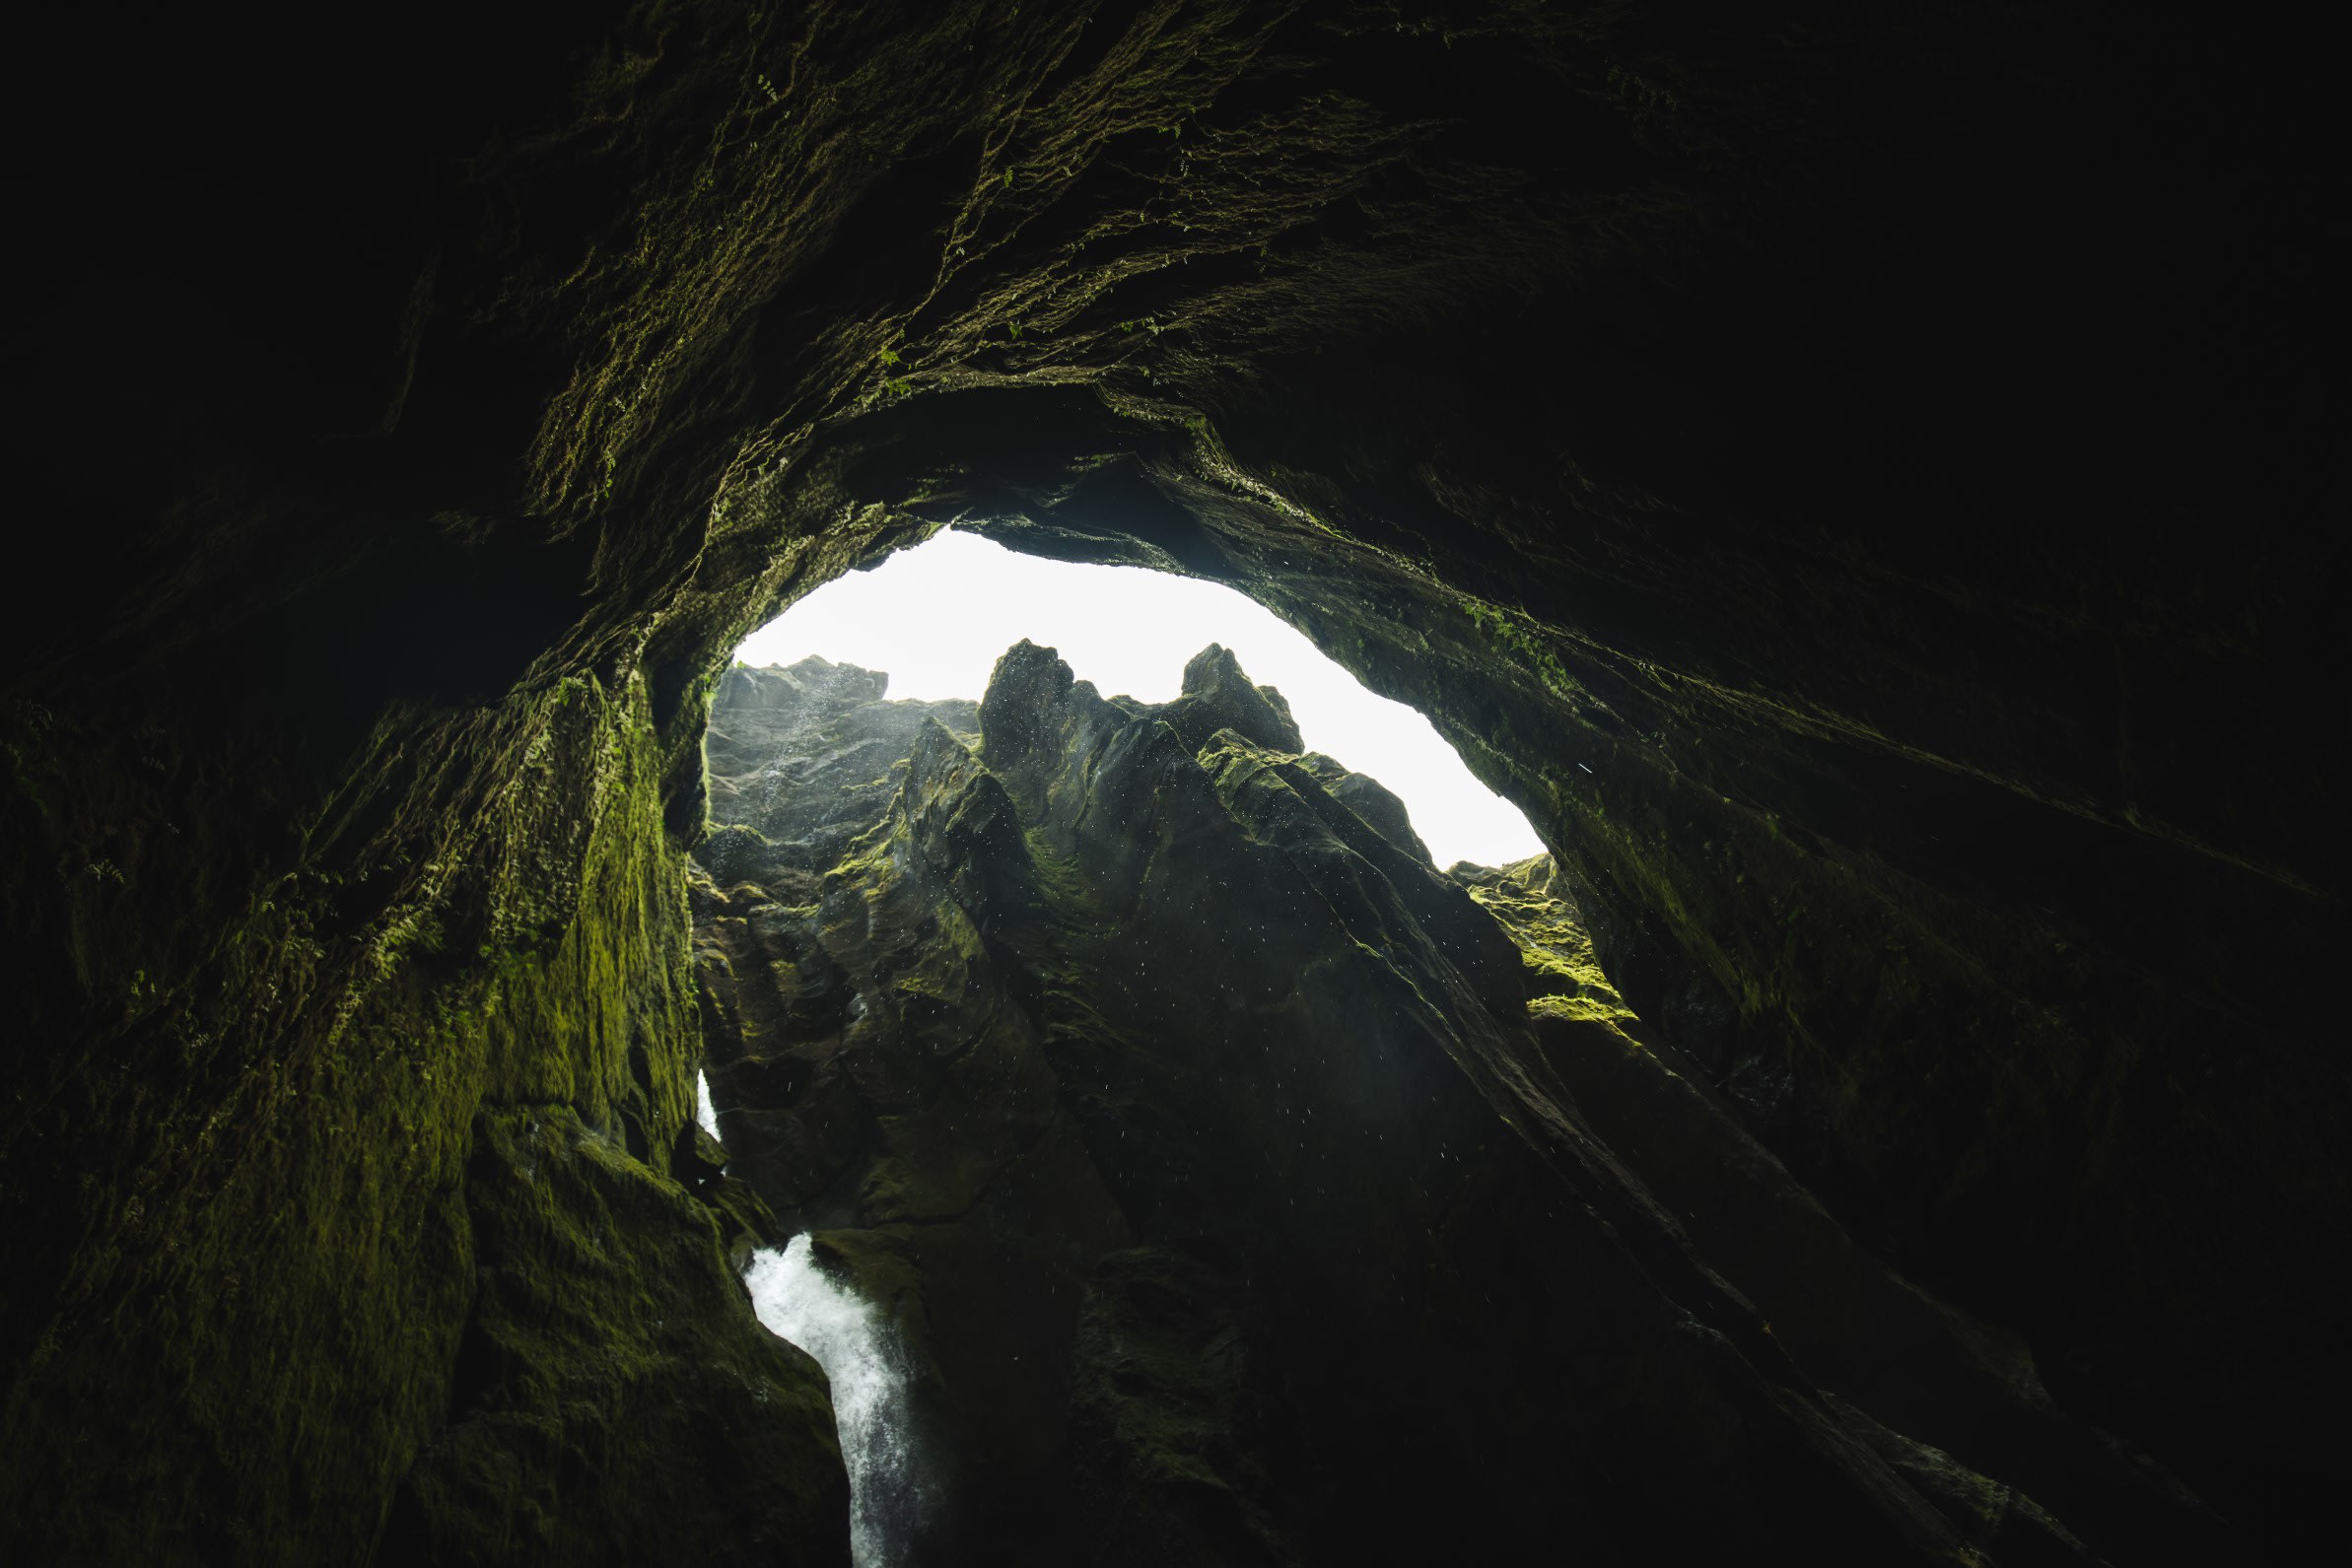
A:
[2,669,848,1562]
[6,0,2342,1558]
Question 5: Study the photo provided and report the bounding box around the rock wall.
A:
[695,648,2222,1564]
[8,0,2340,1558]
[2,673,850,1563]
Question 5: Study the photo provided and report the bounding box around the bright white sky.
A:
[735,530,1543,867]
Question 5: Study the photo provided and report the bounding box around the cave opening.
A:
[729,528,1544,869]
[674,495,2280,1563]
[9,4,2338,1563]
[700,525,1564,1559]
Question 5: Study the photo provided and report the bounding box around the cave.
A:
[5,4,2340,1565]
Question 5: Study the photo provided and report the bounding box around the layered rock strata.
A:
[695,648,2218,1565]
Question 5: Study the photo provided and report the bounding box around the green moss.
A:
[387,1106,846,1562]
[10,0,2326,1552]
[1462,857,1638,1027]
[1461,597,1578,699]
[2,673,848,1564]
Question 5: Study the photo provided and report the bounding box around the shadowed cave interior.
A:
[4,3,2343,1565]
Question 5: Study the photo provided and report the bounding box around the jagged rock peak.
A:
[1169,643,1303,754]
[983,638,1077,710]
[1297,751,1433,868]
[966,640,1454,872]
[976,639,1084,775]
[701,655,978,895]
[979,638,1307,771]
[720,653,890,711]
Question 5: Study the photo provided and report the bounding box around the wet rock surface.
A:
[696,648,2225,1564]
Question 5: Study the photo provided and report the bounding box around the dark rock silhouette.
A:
[7,2,2339,1560]
[695,648,2209,1564]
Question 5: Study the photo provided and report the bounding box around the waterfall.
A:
[744,1237,927,1566]
[695,1069,723,1140]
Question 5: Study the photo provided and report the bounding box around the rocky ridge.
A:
[693,648,2212,1565]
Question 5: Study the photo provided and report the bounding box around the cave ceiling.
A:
[5,1,2343,1563]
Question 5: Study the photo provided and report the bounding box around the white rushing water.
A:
[695,1069,723,1140]
[744,1237,926,1566]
